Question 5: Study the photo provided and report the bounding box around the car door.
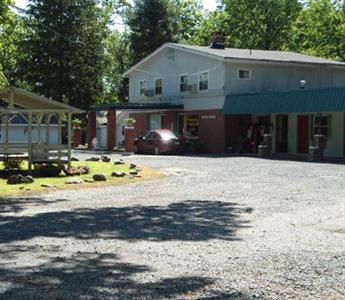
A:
[145,132,158,153]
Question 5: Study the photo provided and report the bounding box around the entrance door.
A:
[276,115,288,152]
[298,115,309,154]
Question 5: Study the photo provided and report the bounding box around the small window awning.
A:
[223,87,345,115]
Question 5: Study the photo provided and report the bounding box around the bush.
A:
[34,163,62,177]
[3,159,24,170]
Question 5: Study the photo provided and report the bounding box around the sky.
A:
[15,0,218,11]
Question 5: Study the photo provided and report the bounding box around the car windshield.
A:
[159,131,177,141]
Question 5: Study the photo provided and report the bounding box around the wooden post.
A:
[57,113,63,160]
[37,113,43,144]
[4,112,9,151]
[67,111,72,167]
[28,112,33,172]
[9,89,14,109]
[45,113,51,146]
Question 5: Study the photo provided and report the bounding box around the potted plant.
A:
[125,117,136,129]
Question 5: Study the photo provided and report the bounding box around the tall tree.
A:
[19,0,109,110]
[126,0,179,63]
[0,0,14,87]
[103,30,131,102]
[221,0,302,50]
[289,0,344,60]
[176,0,205,42]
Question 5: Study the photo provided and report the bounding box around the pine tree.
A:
[126,0,179,64]
[20,0,108,110]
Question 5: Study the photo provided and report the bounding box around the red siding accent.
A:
[162,111,177,130]
[107,110,116,150]
[125,113,149,152]
[87,112,96,148]
[73,128,82,147]
[186,110,226,153]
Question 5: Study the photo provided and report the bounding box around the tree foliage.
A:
[19,0,108,110]
[289,0,345,60]
[126,0,179,64]
[220,0,302,50]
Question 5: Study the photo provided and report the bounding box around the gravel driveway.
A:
[0,154,344,299]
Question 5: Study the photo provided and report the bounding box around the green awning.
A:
[223,87,345,115]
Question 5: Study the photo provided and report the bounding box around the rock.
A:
[114,159,125,165]
[84,179,94,183]
[65,176,83,184]
[101,155,111,163]
[41,184,55,188]
[86,157,100,162]
[71,157,79,161]
[93,173,107,181]
[7,174,33,185]
[129,170,138,176]
[26,175,35,183]
[129,163,137,169]
[111,171,126,177]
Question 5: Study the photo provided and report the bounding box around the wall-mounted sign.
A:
[201,115,216,120]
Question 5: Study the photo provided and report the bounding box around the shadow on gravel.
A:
[0,200,252,243]
[0,197,68,213]
[0,251,217,299]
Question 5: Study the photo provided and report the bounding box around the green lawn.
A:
[0,161,139,196]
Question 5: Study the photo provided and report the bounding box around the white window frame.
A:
[139,80,148,96]
[198,71,209,91]
[179,74,189,93]
[154,77,163,96]
[238,69,251,80]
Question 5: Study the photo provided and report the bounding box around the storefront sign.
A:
[201,115,216,120]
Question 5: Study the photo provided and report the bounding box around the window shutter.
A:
[327,114,332,139]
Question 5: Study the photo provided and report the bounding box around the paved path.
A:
[0,154,344,299]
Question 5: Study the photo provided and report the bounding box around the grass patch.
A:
[0,161,163,197]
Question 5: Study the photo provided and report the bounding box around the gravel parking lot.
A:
[0,154,344,299]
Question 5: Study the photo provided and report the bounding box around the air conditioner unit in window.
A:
[144,89,155,97]
[187,84,198,93]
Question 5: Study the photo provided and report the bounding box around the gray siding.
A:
[128,48,225,111]
[225,62,345,95]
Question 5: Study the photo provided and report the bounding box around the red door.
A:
[298,115,309,154]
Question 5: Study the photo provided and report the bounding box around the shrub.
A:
[3,159,24,170]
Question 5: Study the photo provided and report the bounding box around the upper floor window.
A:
[238,69,251,80]
[180,74,189,92]
[140,80,147,96]
[199,72,209,91]
[155,78,162,95]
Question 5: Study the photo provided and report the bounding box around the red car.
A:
[133,129,186,155]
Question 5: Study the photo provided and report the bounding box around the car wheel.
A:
[154,146,160,155]
[133,145,138,154]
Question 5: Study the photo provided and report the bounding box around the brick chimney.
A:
[210,32,225,49]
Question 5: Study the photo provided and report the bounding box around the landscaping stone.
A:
[26,175,35,183]
[114,159,125,165]
[7,174,34,185]
[101,155,111,163]
[129,163,137,169]
[111,171,126,177]
[93,173,107,181]
[65,176,83,184]
[86,157,100,162]
[84,179,95,183]
[41,184,55,188]
[129,170,138,176]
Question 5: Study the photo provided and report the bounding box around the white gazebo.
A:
[0,87,84,170]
